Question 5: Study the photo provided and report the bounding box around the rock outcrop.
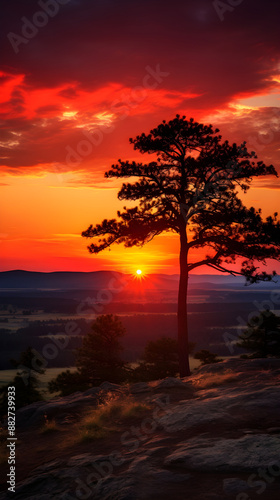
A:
[1,358,280,499]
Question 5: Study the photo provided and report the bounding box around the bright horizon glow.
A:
[136,269,142,275]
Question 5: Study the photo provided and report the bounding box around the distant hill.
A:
[0,270,122,290]
[0,269,269,291]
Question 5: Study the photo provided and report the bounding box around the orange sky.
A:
[1,1,280,274]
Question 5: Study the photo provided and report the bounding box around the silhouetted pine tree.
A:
[82,116,280,376]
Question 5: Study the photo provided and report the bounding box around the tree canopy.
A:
[82,115,279,281]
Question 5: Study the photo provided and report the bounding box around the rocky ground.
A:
[0,358,280,499]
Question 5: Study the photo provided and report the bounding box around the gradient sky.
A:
[0,0,280,274]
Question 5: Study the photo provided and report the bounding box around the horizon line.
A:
[0,268,243,277]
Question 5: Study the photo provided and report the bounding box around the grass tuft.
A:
[192,370,239,390]
[78,422,109,442]
[76,392,150,443]
[40,417,59,434]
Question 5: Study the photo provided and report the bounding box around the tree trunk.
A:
[177,230,191,377]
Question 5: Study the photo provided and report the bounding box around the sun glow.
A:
[133,269,147,280]
[133,269,146,282]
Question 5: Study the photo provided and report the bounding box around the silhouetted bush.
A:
[194,349,222,366]
[237,310,280,358]
[129,337,196,381]
[48,369,90,396]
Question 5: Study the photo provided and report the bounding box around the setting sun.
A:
[132,268,147,281]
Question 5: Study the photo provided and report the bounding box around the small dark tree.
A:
[10,346,45,379]
[0,347,45,416]
[48,369,89,396]
[48,315,127,395]
[76,314,126,385]
[82,115,280,376]
[237,311,280,358]
[143,337,196,378]
[144,337,178,377]
[130,337,195,381]
[194,349,222,365]
[140,337,179,380]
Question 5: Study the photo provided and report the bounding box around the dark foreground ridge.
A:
[1,358,280,499]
